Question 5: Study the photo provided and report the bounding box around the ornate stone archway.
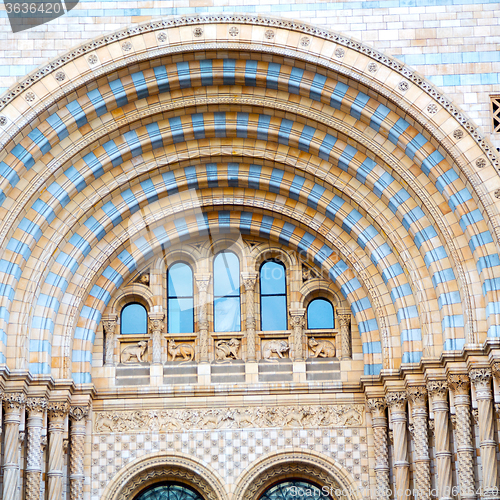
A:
[99,452,228,500]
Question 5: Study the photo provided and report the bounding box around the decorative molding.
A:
[94,404,364,433]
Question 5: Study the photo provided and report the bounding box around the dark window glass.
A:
[121,303,147,334]
[134,483,204,500]
[167,262,194,333]
[259,480,332,500]
[307,298,334,329]
[214,252,240,332]
[260,260,287,331]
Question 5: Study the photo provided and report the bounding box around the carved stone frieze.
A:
[94,404,364,433]
[447,374,470,395]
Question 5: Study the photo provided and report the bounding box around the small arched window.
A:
[307,298,334,329]
[213,251,240,332]
[121,303,148,334]
[260,260,287,331]
[167,262,194,333]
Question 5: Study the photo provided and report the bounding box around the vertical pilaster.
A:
[69,406,90,500]
[195,274,211,363]
[386,391,410,500]
[102,315,117,366]
[407,386,431,500]
[25,397,48,500]
[2,393,26,500]
[448,374,476,500]
[427,380,453,500]
[337,311,351,359]
[470,368,499,499]
[241,272,258,362]
[367,398,391,499]
[289,308,306,361]
[148,313,165,365]
[47,401,70,500]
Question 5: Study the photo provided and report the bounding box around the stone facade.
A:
[0,12,500,500]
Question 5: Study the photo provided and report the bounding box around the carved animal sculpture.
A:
[121,341,148,363]
[95,415,115,433]
[168,339,195,363]
[308,337,336,358]
[223,410,258,428]
[262,340,289,362]
[215,338,241,362]
[283,407,310,427]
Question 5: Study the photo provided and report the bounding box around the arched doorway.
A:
[134,482,206,500]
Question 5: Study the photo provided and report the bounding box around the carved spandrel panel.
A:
[94,404,364,433]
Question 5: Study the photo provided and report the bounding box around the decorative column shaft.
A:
[367,398,390,499]
[289,308,306,361]
[427,380,453,500]
[69,406,90,500]
[102,314,117,366]
[448,374,476,500]
[2,393,26,500]
[195,274,211,363]
[470,368,499,499]
[148,313,165,365]
[386,391,410,500]
[25,397,48,500]
[47,401,70,500]
[338,311,351,359]
[407,386,431,500]
[241,272,258,362]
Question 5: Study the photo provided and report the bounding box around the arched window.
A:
[307,298,334,329]
[167,262,194,333]
[259,480,332,500]
[121,303,148,334]
[213,251,240,332]
[260,260,287,331]
[134,483,204,500]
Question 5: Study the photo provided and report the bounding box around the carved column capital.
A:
[3,392,26,411]
[492,362,500,381]
[194,274,211,292]
[69,406,90,422]
[427,380,448,400]
[407,386,428,407]
[447,374,470,395]
[26,397,48,415]
[148,314,165,333]
[367,398,387,417]
[47,401,70,420]
[385,391,407,412]
[101,314,117,334]
[337,312,351,327]
[469,367,492,392]
[241,272,258,291]
[289,308,306,326]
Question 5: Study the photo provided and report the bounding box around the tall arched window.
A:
[167,262,194,333]
[213,251,240,332]
[260,260,287,331]
[121,303,148,334]
[307,298,334,329]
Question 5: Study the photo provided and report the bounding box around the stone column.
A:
[102,314,117,366]
[47,401,70,500]
[367,398,391,499]
[337,311,351,359]
[69,405,90,500]
[386,391,410,500]
[427,380,453,500]
[470,368,499,499]
[195,274,211,363]
[2,393,26,500]
[148,313,165,365]
[25,397,48,500]
[289,308,306,361]
[407,386,431,500]
[448,374,476,500]
[241,272,258,362]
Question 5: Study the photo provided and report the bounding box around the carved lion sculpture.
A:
[215,338,241,362]
[168,339,195,363]
[121,341,148,363]
[262,340,289,362]
[308,337,336,358]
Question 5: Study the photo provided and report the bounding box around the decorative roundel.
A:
[300,37,311,47]
[264,29,275,39]
[25,91,36,102]
[398,81,409,92]
[427,103,438,115]
[495,189,500,199]
[0,116,7,126]
[122,41,133,51]
[55,71,66,82]
[193,27,203,37]
[476,158,487,168]
[157,32,168,43]
[334,48,345,58]
[87,54,98,65]
[453,129,464,140]
[229,26,239,36]
[367,62,378,73]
